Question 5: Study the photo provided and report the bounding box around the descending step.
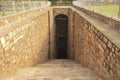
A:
[6,59,101,80]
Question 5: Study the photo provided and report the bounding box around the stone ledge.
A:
[71,6,120,50]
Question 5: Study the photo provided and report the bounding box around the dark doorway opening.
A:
[55,14,68,59]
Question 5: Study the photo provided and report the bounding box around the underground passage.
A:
[0,1,120,80]
[55,14,68,59]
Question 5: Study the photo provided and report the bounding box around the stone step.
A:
[5,59,101,80]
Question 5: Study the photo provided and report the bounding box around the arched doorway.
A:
[55,14,68,59]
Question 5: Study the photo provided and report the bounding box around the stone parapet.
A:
[73,5,120,32]
[70,6,120,80]
[0,6,52,79]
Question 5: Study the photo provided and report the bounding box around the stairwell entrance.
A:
[55,14,68,59]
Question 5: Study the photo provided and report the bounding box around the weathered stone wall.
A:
[74,6,120,32]
[0,5,120,80]
[68,8,74,59]
[49,7,56,59]
[0,7,53,79]
[69,7,120,80]
[0,8,42,27]
[53,8,70,17]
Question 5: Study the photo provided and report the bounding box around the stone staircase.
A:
[6,59,101,80]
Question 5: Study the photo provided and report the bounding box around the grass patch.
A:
[91,5,119,17]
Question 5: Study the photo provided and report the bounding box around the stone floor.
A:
[5,59,101,80]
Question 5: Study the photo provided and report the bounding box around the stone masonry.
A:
[0,5,120,80]
[0,6,54,78]
[68,7,120,80]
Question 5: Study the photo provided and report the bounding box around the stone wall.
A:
[0,5,120,80]
[69,7,120,80]
[68,8,75,59]
[0,7,53,79]
[49,7,56,59]
[74,6,120,32]
[0,8,42,27]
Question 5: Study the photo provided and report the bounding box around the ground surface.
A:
[6,59,101,80]
[90,5,119,17]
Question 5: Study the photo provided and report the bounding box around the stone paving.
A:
[5,59,101,80]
